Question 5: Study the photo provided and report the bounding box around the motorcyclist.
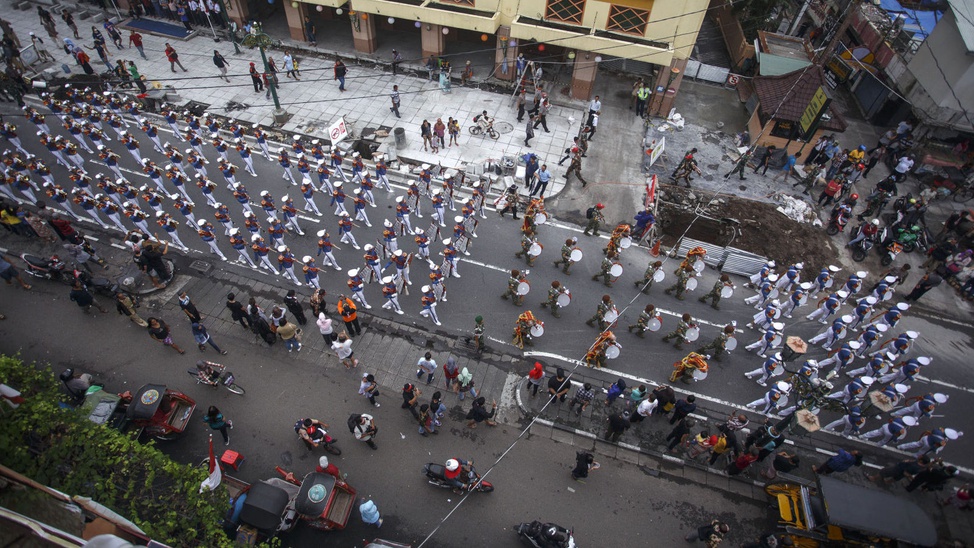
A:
[848,218,880,248]
[444,458,474,493]
[195,360,222,386]
[829,202,852,230]
[298,418,329,448]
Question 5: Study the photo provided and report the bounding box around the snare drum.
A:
[528,242,543,256]
[692,368,708,381]
[837,326,847,340]
[556,290,571,308]
[771,362,784,375]
[685,326,700,342]
[686,277,698,291]
[569,248,583,262]
[648,318,662,332]
[771,333,783,347]
[777,394,789,408]
[535,211,548,225]
[824,278,834,288]
[798,295,808,306]
[609,263,623,277]
[725,336,737,350]
[605,344,621,359]
[653,269,665,283]
[603,307,619,324]
[883,291,892,301]
[720,285,734,298]
[516,281,530,295]
[530,323,545,338]
[693,259,705,273]
[619,236,632,249]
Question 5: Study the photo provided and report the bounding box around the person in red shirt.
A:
[726,447,759,476]
[316,456,341,479]
[128,31,147,59]
[164,42,188,72]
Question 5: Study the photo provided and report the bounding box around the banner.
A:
[199,434,222,493]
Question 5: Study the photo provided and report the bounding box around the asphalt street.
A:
[2,93,972,469]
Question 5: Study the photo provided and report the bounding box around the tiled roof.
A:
[752,65,848,132]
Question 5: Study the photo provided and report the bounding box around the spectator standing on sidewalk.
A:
[213,50,230,83]
[359,498,382,528]
[178,291,202,323]
[128,30,147,59]
[727,447,760,476]
[524,115,535,147]
[390,85,401,118]
[418,403,438,436]
[359,373,380,407]
[337,295,361,336]
[665,417,694,451]
[391,49,402,75]
[316,311,337,343]
[249,62,263,93]
[547,367,569,404]
[147,317,185,354]
[203,405,233,445]
[332,331,357,368]
[334,58,347,91]
[402,383,421,419]
[604,410,630,442]
[669,395,696,424]
[443,356,460,391]
[525,361,545,397]
[304,17,317,47]
[276,317,302,352]
[284,289,307,325]
[225,293,251,329]
[165,43,188,72]
[416,352,437,385]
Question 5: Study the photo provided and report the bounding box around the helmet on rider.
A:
[446,459,460,472]
[871,219,880,226]
[851,193,859,200]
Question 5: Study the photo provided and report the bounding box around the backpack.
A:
[347,413,362,433]
[586,207,595,219]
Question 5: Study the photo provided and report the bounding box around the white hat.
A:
[421,285,431,292]
[384,219,392,227]
[827,265,841,272]
[316,229,327,237]
[917,356,931,366]
[334,181,342,188]
[97,144,106,150]
[296,152,305,158]
[767,274,779,283]
[229,228,240,235]
[169,193,180,200]
[432,188,442,195]
[197,219,208,227]
[454,215,463,223]
[277,245,287,253]
[381,276,393,284]
[884,276,897,283]
[234,137,242,143]
[794,262,804,269]
[847,341,861,350]
[164,163,173,170]
[836,290,848,299]
[353,188,362,195]
[364,244,374,250]
[905,330,919,339]
[282,195,290,202]
[414,227,424,235]
[421,163,431,170]
[352,152,360,158]
[799,282,811,290]
[260,190,270,197]
[395,196,404,203]
[302,255,313,263]
[348,268,359,277]
[267,216,276,224]
[155,211,165,218]
[122,201,132,208]
[194,173,203,179]
[340,211,350,217]
[317,159,326,166]
[252,124,260,129]
[139,185,148,192]
[772,322,785,330]
[896,303,910,311]
[443,238,452,245]
[293,135,301,141]
[840,315,853,324]
[864,296,877,305]
[278,147,286,153]
[855,270,868,278]
[767,260,776,268]
[251,234,261,242]
[394,249,403,256]
[312,139,320,145]
[185,148,193,154]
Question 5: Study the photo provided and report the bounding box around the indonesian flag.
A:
[0,384,24,409]
[199,434,223,493]
[645,175,657,208]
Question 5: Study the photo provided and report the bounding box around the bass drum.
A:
[724,336,737,350]
[569,248,583,262]
[528,242,543,256]
[652,269,665,283]
[605,344,621,359]
[619,237,632,249]
[685,327,700,342]
[603,307,619,324]
[556,290,571,308]
[686,277,698,291]
[692,368,708,381]
[530,323,545,338]
[609,263,623,277]
[720,285,734,298]
[516,281,530,295]
[534,211,548,225]
[693,259,705,273]
[647,318,662,332]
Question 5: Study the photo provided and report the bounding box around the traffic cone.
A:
[650,239,661,257]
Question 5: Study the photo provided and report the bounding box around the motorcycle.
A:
[424,461,494,493]
[295,420,342,455]
[20,253,74,285]
[892,225,923,253]
[514,521,576,548]
[849,225,885,262]
[826,209,850,235]
[882,240,904,266]
[857,189,891,221]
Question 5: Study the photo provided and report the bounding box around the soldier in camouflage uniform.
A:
[583,203,604,236]
[664,264,695,300]
[661,313,694,349]
[514,227,538,266]
[634,260,664,294]
[627,304,660,338]
[552,238,576,274]
[699,274,733,310]
[592,249,619,287]
[500,269,526,306]
[585,294,615,331]
[696,324,736,362]
[539,280,567,318]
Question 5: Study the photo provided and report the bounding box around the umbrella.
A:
[796,409,820,432]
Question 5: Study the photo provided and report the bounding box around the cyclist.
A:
[474,110,493,133]
[195,360,222,386]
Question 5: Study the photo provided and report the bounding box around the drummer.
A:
[806,290,846,324]
[808,316,850,351]
[809,265,840,298]
[584,331,617,369]
[778,282,811,318]
[860,416,911,446]
[627,304,660,339]
[512,310,539,349]
[552,238,579,274]
[891,393,941,420]
[592,249,620,287]
[679,246,706,271]
[877,357,925,385]
[865,303,908,330]
[696,324,736,362]
[634,260,664,294]
[818,341,859,377]
[539,280,568,318]
[745,321,783,358]
[501,269,527,306]
[669,352,708,383]
[823,406,866,436]
[514,227,539,267]
[585,294,616,331]
[859,383,909,417]
[744,353,784,386]
[845,353,889,379]
[747,301,780,331]
[826,377,868,405]
[775,262,803,293]
[521,207,538,236]
[854,324,885,357]
[877,331,917,359]
[743,277,777,309]
[698,274,733,310]
[664,263,695,301]
[848,296,877,330]
[897,427,952,457]
[747,260,776,289]
[661,312,694,350]
[745,384,787,414]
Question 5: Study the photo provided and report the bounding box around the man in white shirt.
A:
[587,96,601,126]
[894,155,914,180]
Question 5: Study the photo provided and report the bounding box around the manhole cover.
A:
[494,121,515,134]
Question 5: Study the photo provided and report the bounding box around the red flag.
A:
[645,175,657,208]
[199,434,223,493]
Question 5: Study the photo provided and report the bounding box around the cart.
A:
[79,383,196,441]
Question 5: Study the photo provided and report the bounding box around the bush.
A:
[0,355,232,548]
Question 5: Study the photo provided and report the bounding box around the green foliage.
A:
[0,355,232,548]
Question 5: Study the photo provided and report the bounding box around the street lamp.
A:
[241,21,289,124]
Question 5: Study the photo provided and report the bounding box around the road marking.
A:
[110,243,128,250]
[297,215,320,224]
[463,258,510,274]
[655,306,736,329]
[915,375,974,395]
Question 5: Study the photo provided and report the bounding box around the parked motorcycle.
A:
[882,240,904,266]
[424,461,494,493]
[20,253,74,285]
[514,521,576,548]
[826,204,852,235]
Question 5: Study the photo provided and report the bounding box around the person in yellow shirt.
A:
[842,144,866,171]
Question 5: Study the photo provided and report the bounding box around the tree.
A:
[0,355,232,547]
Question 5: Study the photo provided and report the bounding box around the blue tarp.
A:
[878,0,943,39]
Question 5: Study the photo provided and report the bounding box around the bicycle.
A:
[187,361,246,395]
[469,123,500,140]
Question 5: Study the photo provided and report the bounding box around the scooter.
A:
[514,521,576,548]
[849,225,885,262]
[882,240,904,266]
[826,207,851,235]
[20,253,74,285]
[423,462,494,493]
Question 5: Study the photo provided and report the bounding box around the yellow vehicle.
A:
[767,477,937,547]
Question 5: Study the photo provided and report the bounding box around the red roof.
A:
[752,65,848,132]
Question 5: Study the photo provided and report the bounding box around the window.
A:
[439,0,475,5]
[606,4,650,36]
[546,0,585,25]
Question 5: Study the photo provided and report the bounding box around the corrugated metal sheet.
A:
[685,59,732,84]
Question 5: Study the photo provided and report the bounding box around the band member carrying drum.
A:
[501,269,528,306]
[512,310,540,350]
[670,352,709,383]
[698,274,734,310]
[680,246,707,271]
[604,223,632,257]
[592,249,621,287]
[514,228,541,267]
[665,263,695,300]
[635,260,664,294]
[586,294,617,331]
[552,238,579,274]
[662,313,696,350]
[585,331,619,369]
[696,324,737,362]
[540,280,569,318]
[627,304,661,339]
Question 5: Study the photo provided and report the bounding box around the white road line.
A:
[464,258,510,274]
[297,215,320,224]
[656,306,736,329]
[915,375,974,395]
[524,351,974,474]
[110,243,128,250]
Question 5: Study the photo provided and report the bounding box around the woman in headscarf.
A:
[525,361,545,397]
[456,367,477,401]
